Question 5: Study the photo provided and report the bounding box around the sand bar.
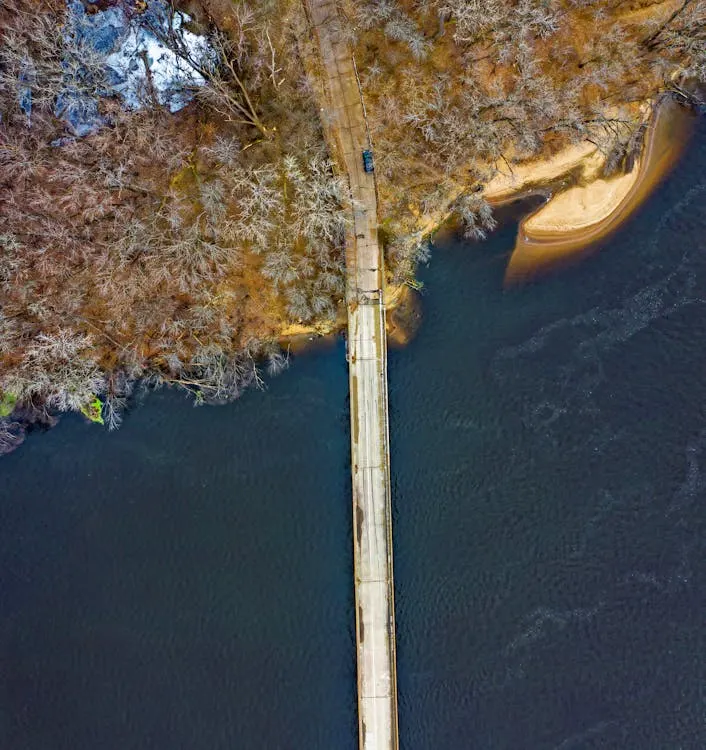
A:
[505,98,694,283]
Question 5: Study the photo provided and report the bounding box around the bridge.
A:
[303,2,400,749]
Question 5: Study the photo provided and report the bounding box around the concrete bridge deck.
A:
[303,2,399,749]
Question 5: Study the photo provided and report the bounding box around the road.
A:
[303,2,400,750]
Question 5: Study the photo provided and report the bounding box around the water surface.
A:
[2,116,705,749]
[1,345,357,750]
[391,113,706,749]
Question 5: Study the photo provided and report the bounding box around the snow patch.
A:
[105,9,212,113]
[58,0,212,135]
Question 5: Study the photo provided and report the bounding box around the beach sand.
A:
[504,98,694,284]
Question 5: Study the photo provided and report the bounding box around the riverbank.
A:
[6,117,706,747]
[279,96,694,350]
[505,97,696,283]
[278,282,412,349]
[400,95,697,293]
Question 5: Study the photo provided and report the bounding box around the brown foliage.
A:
[0,0,346,430]
[350,0,703,266]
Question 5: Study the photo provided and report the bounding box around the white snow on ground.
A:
[56,1,215,134]
[105,11,212,112]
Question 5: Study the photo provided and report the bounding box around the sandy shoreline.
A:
[524,170,640,234]
[505,97,694,283]
[482,142,602,203]
[279,95,693,345]
[277,282,409,347]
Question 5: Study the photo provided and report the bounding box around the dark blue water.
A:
[2,115,705,749]
[391,115,706,749]
[0,345,357,750]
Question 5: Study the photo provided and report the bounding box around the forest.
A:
[348,0,705,278]
[0,0,704,451]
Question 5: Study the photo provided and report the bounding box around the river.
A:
[2,112,705,749]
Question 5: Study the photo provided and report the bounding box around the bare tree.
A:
[0,418,24,456]
[455,194,497,241]
[642,0,706,84]
[0,7,111,116]
[147,3,273,136]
